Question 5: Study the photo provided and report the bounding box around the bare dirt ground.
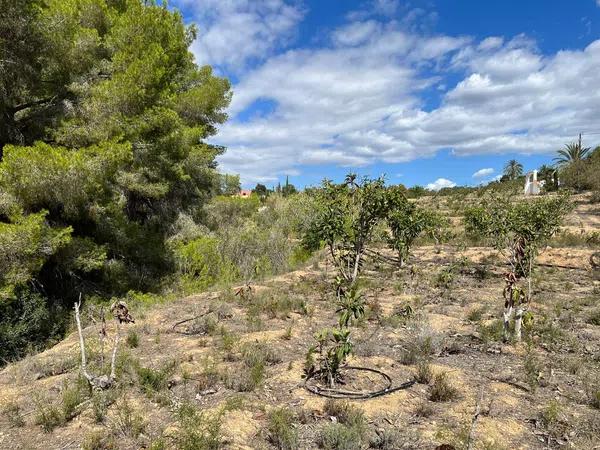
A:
[1,241,599,449]
[0,194,598,449]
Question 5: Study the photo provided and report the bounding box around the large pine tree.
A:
[0,0,232,362]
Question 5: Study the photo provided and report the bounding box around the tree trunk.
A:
[514,307,524,342]
[0,108,15,160]
[503,305,513,342]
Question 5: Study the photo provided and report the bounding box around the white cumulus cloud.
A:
[174,0,305,72]
[171,1,600,184]
[472,168,494,178]
[426,178,457,191]
[332,21,381,46]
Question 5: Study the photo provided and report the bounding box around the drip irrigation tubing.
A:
[365,248,593,272]
[304,366,415,399]
[171,311,212,335]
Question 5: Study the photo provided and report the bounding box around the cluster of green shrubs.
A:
[559,147,600,197]
[0,0,317,365]
[169,192,316,293]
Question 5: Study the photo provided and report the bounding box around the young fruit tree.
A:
[465,194,572,342]
[302,175,390,385]
[385,186,446,267]
[303,174,389,293]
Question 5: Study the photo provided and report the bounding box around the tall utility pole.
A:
[579,132,582,149]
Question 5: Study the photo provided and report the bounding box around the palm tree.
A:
[503,159,524,180]
[554,142,590,167]
[538,164,558,191]
[344,173,358,189]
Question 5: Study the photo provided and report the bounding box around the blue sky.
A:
[173,0,600,189]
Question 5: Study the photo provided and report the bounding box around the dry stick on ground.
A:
[74,295,123,390]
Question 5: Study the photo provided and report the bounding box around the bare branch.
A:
[73,293,127,390]
[11,96,58,114]
[110,321,120,380]
[74,294,93,384]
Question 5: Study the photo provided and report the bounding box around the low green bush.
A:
[3,402,24,427]
[318,423,364,450]
[268,407,299,450]
[429,372,458,402]
[175,402,223,450]
[61,377,90,420]
[323,400,366,430]
[33,395,64,432]
[126,329,139,348]
[136,362,175,395]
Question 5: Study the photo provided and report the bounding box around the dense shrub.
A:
[204,194,261,229]
[0,210,72,299]
[560,158,600,193]
[171,192,317,288]
[0,0,231,363]
[0,289,66,363]
[219,219,292,280]
[172,235,232,289]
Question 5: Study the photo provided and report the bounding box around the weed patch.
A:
[82,430,117,450]
[33,395,63,432]
[268,407,299,450]
[175,402,223,450]
[318,423,364,450]
[429,372,459,402]
[323,400,366,430]
[3,402,24,427]
[415,361,434,384]
[587,308,600,326]
[369,428,403,449]
[112,397,146,439]
[400,327,442,364]
[61,376,90,420]
[523,347,542,391]
[137,365,172,394]
[126,329,140,348]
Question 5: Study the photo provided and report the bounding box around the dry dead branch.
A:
[75,296,134,390]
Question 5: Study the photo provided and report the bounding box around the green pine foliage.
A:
[0,0,232,363]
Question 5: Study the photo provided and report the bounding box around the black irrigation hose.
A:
[304,366,416,399]
[366,247,592,272]
[364,248,401,265]
[171,311,212,335]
